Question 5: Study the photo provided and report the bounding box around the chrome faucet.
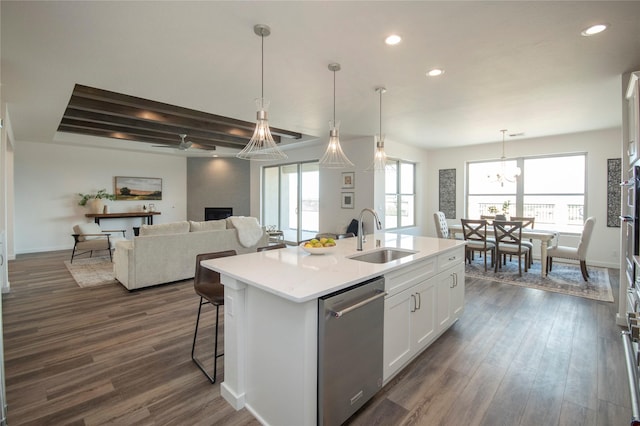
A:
[357,208,382,251]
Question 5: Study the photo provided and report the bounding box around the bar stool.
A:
[191,250,236,383]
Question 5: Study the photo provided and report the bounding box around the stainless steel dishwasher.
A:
[318,276,386,425]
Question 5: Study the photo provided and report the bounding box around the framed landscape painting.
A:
[115,176,162,201]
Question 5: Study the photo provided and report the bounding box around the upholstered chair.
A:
[71,223,125,263]
[434,212,450,239]
[546,217,596,281]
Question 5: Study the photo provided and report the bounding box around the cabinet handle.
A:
[454,272,458,287]
[415,292,421,310]
[410,294,416,312]
[331,290,387,318]
[448,256,456,261]
[0,254,3,266]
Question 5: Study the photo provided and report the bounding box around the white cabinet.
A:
[627,72,640,165]
[435,262,465,332]
[383,276,436,380]
[383,246,464,381]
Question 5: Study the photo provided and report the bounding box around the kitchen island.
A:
[202,232,465,425]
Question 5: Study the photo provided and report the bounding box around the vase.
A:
[87,198,104,214]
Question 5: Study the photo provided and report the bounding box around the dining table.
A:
[448,223,557,277]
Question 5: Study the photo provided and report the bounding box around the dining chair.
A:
[434,212,451,239]
[460,219,495,271]
[191,249,237,383]
[509,216,535,266]
[547,217,595,281]
[493,220,530,276]
[480,215,495,225]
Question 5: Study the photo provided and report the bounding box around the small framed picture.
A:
[342,172,355,189]
[341,192,354,209]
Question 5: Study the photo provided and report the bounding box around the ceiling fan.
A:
[153,134,193,151]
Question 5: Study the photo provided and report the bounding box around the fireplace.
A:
[205,207,233,221]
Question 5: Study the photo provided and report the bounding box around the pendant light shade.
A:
[487,129,521,186]
[236,24,287,161]
[367,87,388,172]
[319,63,354,168]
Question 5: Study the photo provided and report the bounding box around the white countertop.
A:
[201,233,465,303]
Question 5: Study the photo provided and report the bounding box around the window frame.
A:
[385,159,416,230]
[466,152,587,232]
[261,160,320,243]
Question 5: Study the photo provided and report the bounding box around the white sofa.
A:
[113,218,268,290]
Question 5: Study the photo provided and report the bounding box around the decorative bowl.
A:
[299,242,337,255]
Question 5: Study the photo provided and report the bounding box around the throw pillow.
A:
[189,220,226,232]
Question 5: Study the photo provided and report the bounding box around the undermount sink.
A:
[348,248,417,264]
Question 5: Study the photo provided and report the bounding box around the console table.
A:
[85,212,161,227]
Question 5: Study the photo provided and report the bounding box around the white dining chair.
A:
[546,217,596,281]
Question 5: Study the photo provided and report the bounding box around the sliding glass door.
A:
[262,161,319,243]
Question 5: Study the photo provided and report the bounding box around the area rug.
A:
[465,260,614,302]
[64,257,118,288]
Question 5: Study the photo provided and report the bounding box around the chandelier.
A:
[366,87,388,172]
[487,129,521,186]
[236,24,287,161]
[319,63,354,168]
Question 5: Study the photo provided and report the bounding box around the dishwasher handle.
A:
[331,290,387,318]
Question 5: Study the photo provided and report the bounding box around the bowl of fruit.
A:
[300,237,337,255]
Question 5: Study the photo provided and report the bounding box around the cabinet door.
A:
[627,72,640,165]
[450,263,465,319]
[412,278,436,351]
[436,270,453,331]
[383,290,413,380]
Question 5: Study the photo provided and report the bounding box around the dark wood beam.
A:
[70,84,302,139]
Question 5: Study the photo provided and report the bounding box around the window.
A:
[467,153,586,232]
[262,162,319,243]
[385,160,416,229]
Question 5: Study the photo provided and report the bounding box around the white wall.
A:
[14,141,187,253]
[426,127,622,268]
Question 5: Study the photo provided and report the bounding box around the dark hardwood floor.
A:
[2,250,631,425]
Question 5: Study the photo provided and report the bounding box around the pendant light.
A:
[319,63,354,168]
[487,129,521,186]
[236,24,287,161]
[367,87,388,172]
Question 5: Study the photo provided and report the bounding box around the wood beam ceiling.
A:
[57,84,303,151]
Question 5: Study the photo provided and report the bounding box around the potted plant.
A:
[78,189,116,214]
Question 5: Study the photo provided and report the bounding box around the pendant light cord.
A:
[379,89,382,136]
[261,33,264,100]
[333,69,336,122]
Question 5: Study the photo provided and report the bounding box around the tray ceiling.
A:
[57,84,303,152]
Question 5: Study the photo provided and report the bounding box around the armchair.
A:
[71,222,125,263]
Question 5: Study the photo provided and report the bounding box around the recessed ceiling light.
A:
[385,34,402,45]
[581,23,609,36]
[426,68,444,77]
